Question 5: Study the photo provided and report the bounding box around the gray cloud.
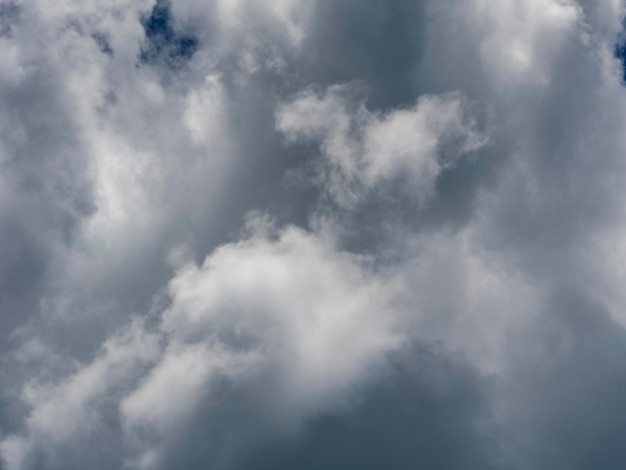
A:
[2,0,626,469]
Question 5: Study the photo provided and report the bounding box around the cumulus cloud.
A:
[3,0,626,469]
[277,86,488,207]
[1,220,403,470]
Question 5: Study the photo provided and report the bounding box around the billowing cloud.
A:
[277,86,488,207]
[1,220,403,469]
[3,0,626,469]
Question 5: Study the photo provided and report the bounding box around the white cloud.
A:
[162,222,402,409]
[1,219,404,469]
[277,86,488,207]
[0,318,160,470]
[471,0,584,87]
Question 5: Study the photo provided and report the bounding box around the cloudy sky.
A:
[2,0,626,468]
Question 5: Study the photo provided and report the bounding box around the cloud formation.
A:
[2,0,626,469]
[277,86,488,206]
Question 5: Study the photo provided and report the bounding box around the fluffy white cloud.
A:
[126,220,403,466]
[277,86,488,207]
[1,219,403,469]
[163,221,402,397]
[0,318,160,470]
[474,0,585,86]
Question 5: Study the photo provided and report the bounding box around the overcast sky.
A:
[2,0,626,469]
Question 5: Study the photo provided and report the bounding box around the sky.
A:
[1,0,626,469]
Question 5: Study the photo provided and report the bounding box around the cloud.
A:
[0,318,160,470]
[1,219,403,469]
[277,85,488,207]
[3,0,626,469]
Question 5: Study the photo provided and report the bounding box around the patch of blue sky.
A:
[140,0,198,67]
